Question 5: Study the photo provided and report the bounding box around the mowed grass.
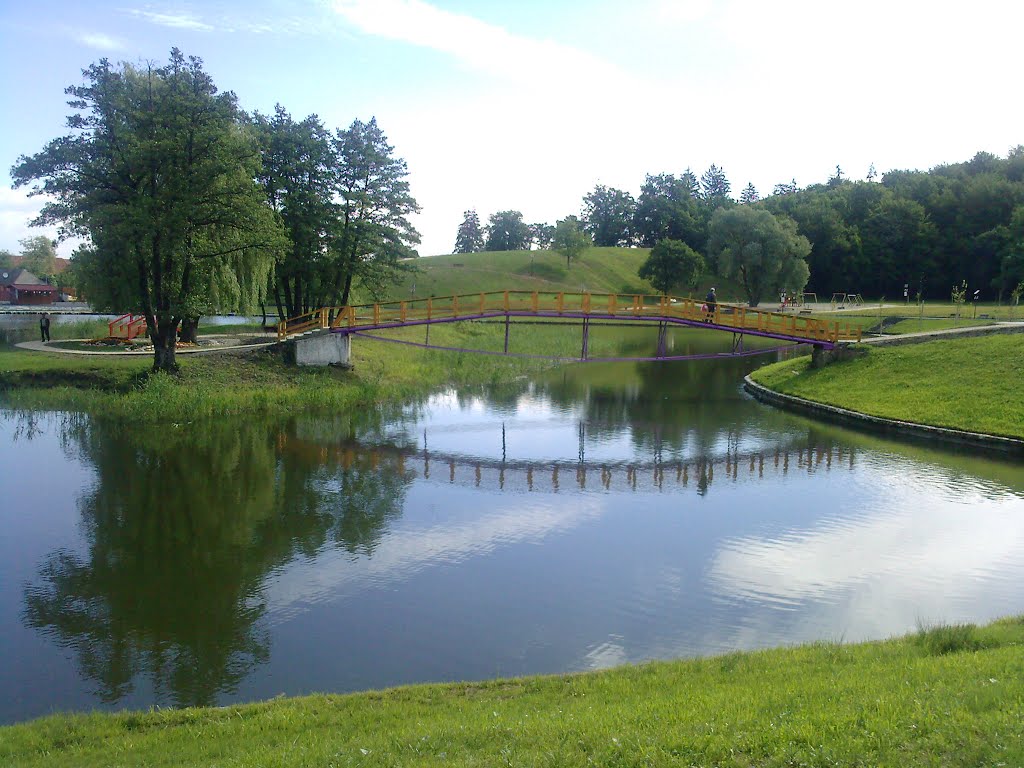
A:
[882,317,1000,335]
[2,617,1022,767]
[750,334,1024,438]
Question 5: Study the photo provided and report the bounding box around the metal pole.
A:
[580,317,590,360]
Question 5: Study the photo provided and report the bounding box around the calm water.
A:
[2,332,1023,724]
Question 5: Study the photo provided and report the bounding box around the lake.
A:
[2,334,1023,725]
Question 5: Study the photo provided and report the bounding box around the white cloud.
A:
[75,32,127,51]
[125,9,213,32]
[0,189,75,258]
[330,0,625,87]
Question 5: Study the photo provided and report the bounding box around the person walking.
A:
[704,287,717,323]
[39,313,51,342]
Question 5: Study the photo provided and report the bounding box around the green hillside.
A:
[374,247,737,304]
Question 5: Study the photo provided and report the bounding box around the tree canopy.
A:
[453,210,484,254]
[552,215,591,268]
[707,206,810,307]
[582,184,635,247]
[18,236,59,276]
[638,239,705,296]
[12,49,284,370]
[485,210,531,251]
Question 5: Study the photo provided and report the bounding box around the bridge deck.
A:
[279,291,862,348]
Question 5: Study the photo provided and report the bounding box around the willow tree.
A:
[12,49,283,371]
[707,206,810,307]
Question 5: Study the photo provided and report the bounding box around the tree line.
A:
[12,50,420,371]
[456,151,1024,306]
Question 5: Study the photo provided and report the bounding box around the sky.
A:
[1,0,1022,259]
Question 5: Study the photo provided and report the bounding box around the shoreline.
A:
[743,375,1024,456]
[2,615,1022,764]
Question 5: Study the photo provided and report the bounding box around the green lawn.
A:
[882,317,999,335]
[2,618,1022,767]
[373,247,746,305]
[750,334,1024,439]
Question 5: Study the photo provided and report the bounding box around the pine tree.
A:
[454,210,484,253]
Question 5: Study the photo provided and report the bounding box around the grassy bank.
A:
[0,321,606,421]
[749,334,1024,439]
[378,247,747,303]
[2,617,1022,767]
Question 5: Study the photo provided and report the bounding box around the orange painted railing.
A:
[278,292,863,344]
[108,313,148,341]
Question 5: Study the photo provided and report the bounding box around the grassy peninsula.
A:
[2,617,1022,767]
[0,321,577,421]
[749,334,1024,439]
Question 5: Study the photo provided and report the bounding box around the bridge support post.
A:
[504,313,510,354]
[656,321,668,358]
[581,317,590,360]
[289,331,351,367]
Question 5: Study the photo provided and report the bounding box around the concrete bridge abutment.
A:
[810,343,866,368]
[284,330,351,367]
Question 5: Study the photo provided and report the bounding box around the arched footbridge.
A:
[278,291,862,363]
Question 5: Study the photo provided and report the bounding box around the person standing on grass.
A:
[704,287,717,322]
[39,313,50,342]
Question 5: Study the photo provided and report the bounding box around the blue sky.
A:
[2,0,1021,258]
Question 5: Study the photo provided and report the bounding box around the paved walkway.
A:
[859,321,1024,346]
[15,334,278,356]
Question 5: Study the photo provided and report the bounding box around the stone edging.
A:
[743,375,1024,456]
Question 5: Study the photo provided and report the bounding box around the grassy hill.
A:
[374,247,739,304]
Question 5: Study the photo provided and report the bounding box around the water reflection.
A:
[4,344,1024,724]
[21,417,412,708]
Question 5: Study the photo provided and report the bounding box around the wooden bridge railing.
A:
[278,291,862,344]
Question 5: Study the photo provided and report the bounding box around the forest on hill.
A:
[457,149,1024,302]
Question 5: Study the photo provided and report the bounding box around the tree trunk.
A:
[151,322,179,373]
[179,317,199,344]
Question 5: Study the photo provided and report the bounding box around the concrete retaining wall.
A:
[743,376,1024,456]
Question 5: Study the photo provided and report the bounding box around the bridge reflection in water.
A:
[281,428,856,496]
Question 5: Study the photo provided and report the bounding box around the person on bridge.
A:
[704,287,716,322]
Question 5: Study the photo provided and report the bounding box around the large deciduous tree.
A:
[707,207,810,307]
[12,50,283,371]
[638,239,705,296]
[453,209,484,254]
[251,106,338,320]
[582,184,635,246]
[529,222,554,250]
[633,172,705,251]
[485,210,530,251]
[18,235,59,276]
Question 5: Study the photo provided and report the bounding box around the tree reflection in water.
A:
[22,416,411,707]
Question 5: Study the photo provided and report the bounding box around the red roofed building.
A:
[0,268,59,305]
